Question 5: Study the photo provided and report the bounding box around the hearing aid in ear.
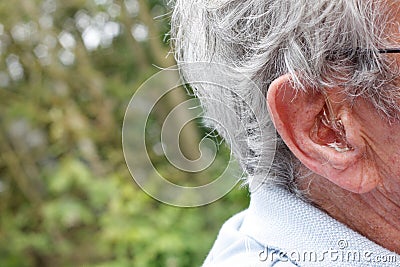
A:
[310,93,354,153]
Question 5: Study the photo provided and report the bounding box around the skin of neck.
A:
[298,172,400,254]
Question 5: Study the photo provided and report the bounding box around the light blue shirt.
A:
[203,185,399,267]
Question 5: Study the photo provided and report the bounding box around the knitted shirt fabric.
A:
[203,185,399,267]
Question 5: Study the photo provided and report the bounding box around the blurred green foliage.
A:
[0,0,249,266]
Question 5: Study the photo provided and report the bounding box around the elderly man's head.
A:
[171,0,400,253]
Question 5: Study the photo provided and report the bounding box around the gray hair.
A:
[169,0,400,194]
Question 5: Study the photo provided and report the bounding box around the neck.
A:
[299,175,400,254]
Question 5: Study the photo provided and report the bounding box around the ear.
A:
[266,74,381,193]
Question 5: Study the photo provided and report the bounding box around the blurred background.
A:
[0,0,249,266]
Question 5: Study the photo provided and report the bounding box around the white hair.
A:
[169,0,400,194]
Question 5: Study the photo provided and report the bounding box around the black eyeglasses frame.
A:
[378,48,400,54]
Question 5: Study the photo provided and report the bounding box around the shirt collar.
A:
[240,184,399,266]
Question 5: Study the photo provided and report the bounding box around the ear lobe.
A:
[266,74,381,193]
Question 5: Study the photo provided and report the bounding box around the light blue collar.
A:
[240,185,399,267]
